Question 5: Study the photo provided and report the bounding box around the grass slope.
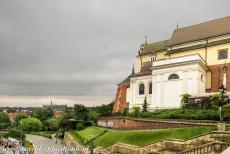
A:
[74,126,216,147]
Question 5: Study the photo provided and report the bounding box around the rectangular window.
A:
[218,49,228,60]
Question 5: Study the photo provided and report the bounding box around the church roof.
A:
[118,75,131,85]
[168,16,230,46]
[141,40,169,55]
[140,16,230,55]
[131,61,152,77]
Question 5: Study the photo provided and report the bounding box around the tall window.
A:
[149,82,152,94]
[168,74,179,80]
[139,83,145,95]
[218,49,228,60]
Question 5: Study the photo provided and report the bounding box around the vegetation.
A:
[210,93,221,108]
[4,128,25,140]
[0,112,11,129]
[180,93,191,108]
[32,131,54,139]
[73,126,216,147]
[19,117,43,132]
[33,108,54,121]
[131,106,140,117]
[142,96,148,112]
[14,114,29,126]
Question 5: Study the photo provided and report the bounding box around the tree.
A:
[14,114,29,126]
[0,112,11,129]
[210,93,220,108]
[19,118,43,132]
[33,108,54,121]
[142,96,148,112]
[5,128,25,140]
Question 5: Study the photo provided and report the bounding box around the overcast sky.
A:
[0,0,230,107]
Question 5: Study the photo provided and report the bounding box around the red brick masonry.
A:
[208,63,230,92]
[97,117,214,130]
[112,84,129,113]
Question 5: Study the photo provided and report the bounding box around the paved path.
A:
[26,134,65,154]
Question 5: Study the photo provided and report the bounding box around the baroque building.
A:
[113,16,230,113]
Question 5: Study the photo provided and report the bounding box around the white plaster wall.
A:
[151,63,207,108]
[129,75,152,109]
[126,88,130,103]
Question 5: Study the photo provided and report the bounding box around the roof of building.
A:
[168,16,230,46]
[118,75,131,85]
[131,61,152,77]
[141,40,169,55]
[140,16,230,55]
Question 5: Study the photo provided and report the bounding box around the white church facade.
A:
[113,16,230,113]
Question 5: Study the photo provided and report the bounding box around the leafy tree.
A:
[180,93,191,108]
[0,112,11,129]
[131,106,140,117]
[210,93,220,108]
[5,128,25,140]
[33,108,54,121]
[14,114,29,126]
[46,115,64,131]
[19,118,43,132]
[71,104,89,121]
[88,101,114,117]
[142,96,148,112]
[87,110,100,122]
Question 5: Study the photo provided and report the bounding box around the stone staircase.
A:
[93,131,230,154]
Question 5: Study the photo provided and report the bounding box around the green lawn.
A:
[72,126,216,147]
[32,131,55,139]
[77,127,107,140]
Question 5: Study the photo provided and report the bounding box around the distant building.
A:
[43,102,67,111]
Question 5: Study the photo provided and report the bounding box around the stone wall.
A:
[97,117,213,130]
[64,132,89,154]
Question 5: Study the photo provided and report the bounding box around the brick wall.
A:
[207,63,230,92]
[112,84,129,113]
[97,117,210,130]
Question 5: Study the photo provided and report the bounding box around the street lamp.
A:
[219,84,226,123]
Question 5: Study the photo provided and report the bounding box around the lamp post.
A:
[68,119,94,154]
[219,84,226,123]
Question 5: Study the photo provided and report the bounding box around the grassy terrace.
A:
[71,126,216,147]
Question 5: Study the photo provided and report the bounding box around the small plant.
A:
[122,108,129,116]
[131,106,140,117]
[180,93,191,108]
[142,96,148,112]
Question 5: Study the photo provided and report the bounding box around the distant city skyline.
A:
[0,0,230,106]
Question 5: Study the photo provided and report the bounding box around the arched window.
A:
[168,74,179,80]
[149,82,152,94]
[139,83,145,95]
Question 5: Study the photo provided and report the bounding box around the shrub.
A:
[122,108,129,116]
[76,123,85,131]
[210,93,220,108]
[180,93,191,108]
[131,106,140,117]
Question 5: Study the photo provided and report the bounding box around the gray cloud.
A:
[0,0,230,106]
